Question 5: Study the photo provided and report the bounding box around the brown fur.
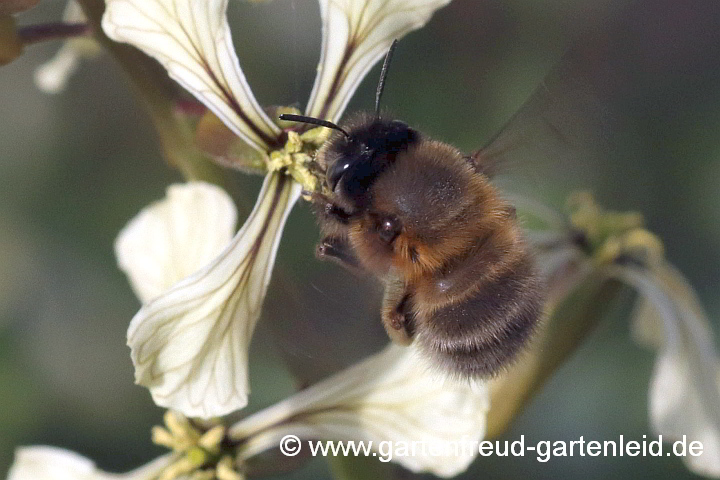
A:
[311,116,544,379]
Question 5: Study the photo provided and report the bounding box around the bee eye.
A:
[377,215,401,243]
[327,159,352,191]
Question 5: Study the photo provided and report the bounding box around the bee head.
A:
[280,39,414,209]
[323,118,419,206]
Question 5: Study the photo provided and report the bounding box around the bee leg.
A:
[309,192,353,225]
[316,236,361,271]
[307,160,326,176]
[382,278,415,345]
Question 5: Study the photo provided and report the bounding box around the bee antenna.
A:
[375,39,398,117]
[279,114,350,138]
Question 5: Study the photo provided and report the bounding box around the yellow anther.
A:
[198,425,226,454]
[189,472,215,480]
[621,228,665,268]
[300,126,332,146]
[567,191,647,257]
[285,131,303,154]
[164,410,188,437]
[268,150,293,171]
[151,426,176,450]
[216,456,244,480]
[158,457,195,480]
[594,236,622,266]
[267,125,325,194]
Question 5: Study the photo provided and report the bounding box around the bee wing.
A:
[472,0,720,197]
[471,52,611,181]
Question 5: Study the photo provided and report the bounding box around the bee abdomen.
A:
[416,257,544,378]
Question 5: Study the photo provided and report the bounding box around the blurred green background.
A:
[2,0,720,479]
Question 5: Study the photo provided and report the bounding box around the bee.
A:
[280,41,544,378]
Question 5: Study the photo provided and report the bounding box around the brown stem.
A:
[18,22,89,44]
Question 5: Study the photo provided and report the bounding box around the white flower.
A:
[522,192,720,478]
[120,175,299,418]
[115,182,238,304]
[306,0,452,122]
[229,344,489,478]
[102,0,280,153]
[34,1,100,94]
[103,0,452,419]
[618,264,720,477]
[7,446,173,480]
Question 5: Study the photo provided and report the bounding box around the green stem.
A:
[486,273,631,438]
[75,0,225,185]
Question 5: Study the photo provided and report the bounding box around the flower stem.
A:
[18,22,89,44]
[486,273,631,438]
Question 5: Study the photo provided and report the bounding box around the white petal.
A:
[306,0,452,122]
[7,446,173,480]
[34,1,100,94]
[230,344,489,477]
[614,264,720,477]
[127,173,301,419]
[102,0,280,152]
[115,182,237,304]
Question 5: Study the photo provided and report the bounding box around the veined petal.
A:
[230,344,489,477]
[306,0,452,122]
[7,446,173,480]
[34,1,100,94]
[127,173,301,419]
[613,264,720,477]
[115,182,237,304]
[102,0,281,152]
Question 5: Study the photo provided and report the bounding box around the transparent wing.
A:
[476,0,720,199]
[474,53,613,184]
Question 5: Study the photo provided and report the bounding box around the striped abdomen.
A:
[412,228,544,378]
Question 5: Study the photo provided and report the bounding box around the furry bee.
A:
[280,41,544,378]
